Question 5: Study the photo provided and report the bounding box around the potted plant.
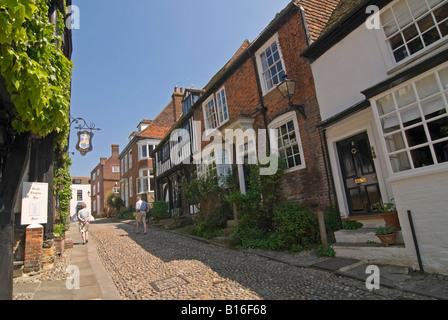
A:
[371,199,401,231]
[375,225,397,247]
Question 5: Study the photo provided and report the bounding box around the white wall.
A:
[311,26,389,121]
[391,170,448,275]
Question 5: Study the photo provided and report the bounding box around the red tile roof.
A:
[298,0,341,42]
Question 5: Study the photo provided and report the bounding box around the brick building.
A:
[154,0,340,215]
[119,87,184,210]
[90,145,121,217]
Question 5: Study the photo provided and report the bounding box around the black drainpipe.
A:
[407,210,424,273]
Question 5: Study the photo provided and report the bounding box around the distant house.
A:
[303,0,448,274]
[90,145,121,217]
[119,87,183,210]
[69,177,91,219]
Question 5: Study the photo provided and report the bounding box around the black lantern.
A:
[277,77,306,119]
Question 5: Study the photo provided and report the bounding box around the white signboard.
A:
[21,182,48,225]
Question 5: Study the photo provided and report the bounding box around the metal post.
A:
[407,210,424,274]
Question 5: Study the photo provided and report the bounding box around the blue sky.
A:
[69,0,292,177]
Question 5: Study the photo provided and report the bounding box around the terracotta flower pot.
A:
[376,232,397,247]
[380,211,401,231]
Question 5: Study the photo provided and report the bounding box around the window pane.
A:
[408,0,429,19]
[410,146,434,168]
[390,151,412,172]
[415,74,439,99]
[422,95,446,119]
[403,24,419,41]
[422,26,441,46]
[438,66,448,89]
[427,116,448,141]
[428,0,444,9]
[400,105,422,126]
[394,84,417,108]
[408,36,425,54]
[381,114,401,133]
[377,94,396,115]
[393,1,413,28]
[434,3,448,23]
[417,13,436,33]
[385,132,407,152]
[434,140,448,163]
[391,33,405,50]
[405,125,428,147]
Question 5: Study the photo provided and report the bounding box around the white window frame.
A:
[129,176,133,197]
[129,151,133,169]
[202,87,230,131]
[112,166,120,173]
[137,168,154,194]
[203,95,218,131]
[268,111,306,171]
[255,33,287,95]
[372,63,448,175]
[138,142,156,160]
[380,0,448,65]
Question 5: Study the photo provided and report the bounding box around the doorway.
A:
[336,132,381,216]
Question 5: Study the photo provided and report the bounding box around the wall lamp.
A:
[277,77,307,119]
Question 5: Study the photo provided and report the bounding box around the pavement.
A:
[13,221,448,300]
[13,223,121,300]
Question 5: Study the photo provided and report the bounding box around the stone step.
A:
[332,243,412,268]
[335,228,404,245]
[335,228,381,244]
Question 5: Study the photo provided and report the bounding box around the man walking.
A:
[77,203,91,244]
[135,196,149,234]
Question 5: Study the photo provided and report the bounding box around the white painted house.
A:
[303,0,448,274]
[70,177,91,220]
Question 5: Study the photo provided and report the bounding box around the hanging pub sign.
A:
[76,130,94,156]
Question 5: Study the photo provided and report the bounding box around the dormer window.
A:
[381,0,448,64]
[183,91,200,115]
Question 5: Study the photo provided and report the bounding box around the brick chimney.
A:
[172,85,185,120]
[111,144,119,156]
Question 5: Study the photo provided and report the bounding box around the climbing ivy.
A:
[0,0,73,149]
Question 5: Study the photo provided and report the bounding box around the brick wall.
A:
[24,225,43,273]
[191,7,333,213]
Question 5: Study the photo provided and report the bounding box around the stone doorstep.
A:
[335,228,404,245]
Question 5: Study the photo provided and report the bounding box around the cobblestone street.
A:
[88,220,430,300]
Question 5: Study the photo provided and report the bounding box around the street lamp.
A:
[277,77,307,119]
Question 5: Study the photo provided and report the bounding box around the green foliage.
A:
[106,191,123,214]
[0,0,73,148]
[375,225,396,235]
[316,245,336,258]
[188,221,225,240]
[272,201,320,251]
[371,199,396,213]
[324,205,342,233]
[53,223,65,238]
[118,209,136,220]
[342,220,364,230]
[54,155,72,229]
[151,200,169,221]
[181,173,231,230]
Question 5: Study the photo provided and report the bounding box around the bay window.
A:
[373,64,448,173]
